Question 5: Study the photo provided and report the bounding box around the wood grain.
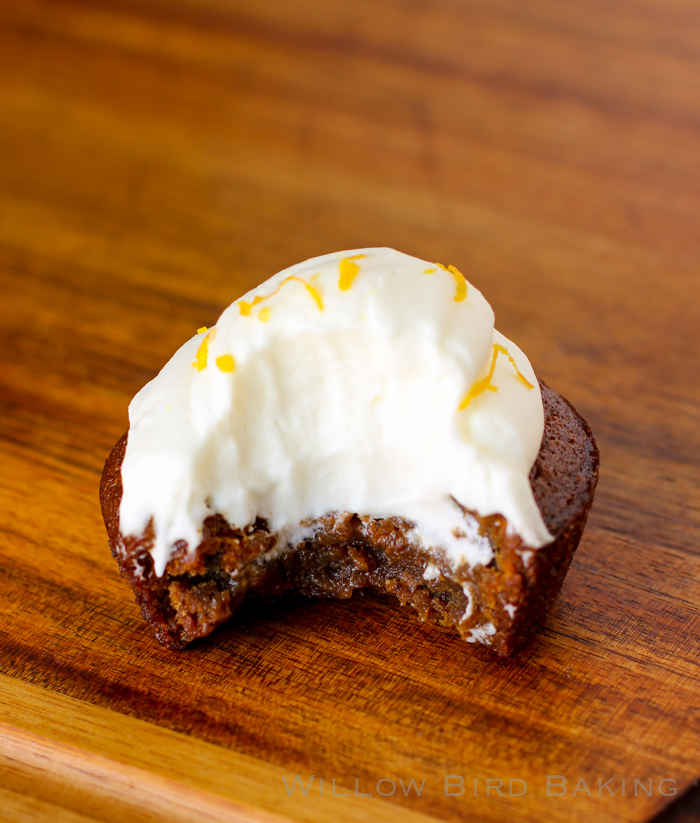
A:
[0,0,699,821]
[0,724,284,823]
[0,675,435,823]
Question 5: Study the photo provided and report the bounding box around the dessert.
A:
[100,248,599,656]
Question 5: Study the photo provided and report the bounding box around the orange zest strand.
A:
[238,296,263,316]
[192,328,217,371]
[338,255,366,290]
[448,265,467,302]
[298,277,324,310]
[436,262,468,302]
[258,306,271,322]
[197,326,208,334]
[193,333,210,371]
[239,275,324,316]
[459,344,534,410]
[216,354,235,372]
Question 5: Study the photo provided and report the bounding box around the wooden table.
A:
[1,1,699,821]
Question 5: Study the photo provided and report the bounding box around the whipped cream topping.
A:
[120,248,552,576]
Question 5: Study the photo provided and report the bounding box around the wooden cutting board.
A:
[1,1,699,821]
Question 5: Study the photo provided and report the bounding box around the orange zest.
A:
[458,344,534,410]
[436,262,468,302]
[239,275,323,316]
[193,337,208,370]
[193,328,216,371]
[338,255,366,290]
[216,354,235,372]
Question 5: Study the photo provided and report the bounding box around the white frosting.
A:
[466,623,497,644]
[461,583,475,622]
[423,564,441,581]
[120,248,552,576]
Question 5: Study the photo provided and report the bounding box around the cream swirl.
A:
[120,248,552,575]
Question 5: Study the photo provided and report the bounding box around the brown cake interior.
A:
[100,381,599,657]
